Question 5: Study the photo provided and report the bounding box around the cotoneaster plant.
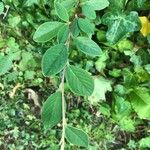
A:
[33,0,110,149]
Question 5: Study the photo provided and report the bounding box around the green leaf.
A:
[70,19,80,37]
[65,125,89,148]
[119,118,135,132]
[99,103,111,117]
[0,55,12,75]
[61,0,78,11]
[54,2,69,22]
[57,24,69,43]
[127,0,147,10]
[145,64,150,74]
[74,37,102,57]
[139,137,150,148]
[88,77,112,104]
[84,0,109,10]
[41,92,62,129]
[25,0,39,6]
[18,51,36,71]
[0,2,4,14]
[128,88,150,119]
[65,65,94,96]
[102,11,141,44]
[42,44,68,76]
[95,52,108,72]
[78,18,95,34]
[82,5,96,19]
[123,69,137,87]
[33,22,63,43]
[108,0,127,11]
[114,96,131,119]
[50,145,59,150]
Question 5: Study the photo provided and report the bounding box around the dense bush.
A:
[0,0,150,149]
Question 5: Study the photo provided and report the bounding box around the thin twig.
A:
[60,69,66,150]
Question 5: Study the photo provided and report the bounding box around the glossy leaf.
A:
[65,126,89,148]
[74,37,102,57]
[54,2,69,22]
[42,44,68,76]
[41,92,62,129]
[65,65,94,96]
[102,11,141,44]
[33,22,63,43]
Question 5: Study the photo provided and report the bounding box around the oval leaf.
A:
[74,36,102,57]
[70,19,80,37]
[42,92,62,129]
[33,22,63,43]
[57,24,69,43]
[42,44,68,76]
[65,65,94,96]
[54,2,69,22]
[78,18,95,34]
[65,126,89,148]
[82,4,96,20]
[84,0,109,10]
[61,0,78,11]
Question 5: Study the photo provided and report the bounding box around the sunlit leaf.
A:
[139,16,150,37]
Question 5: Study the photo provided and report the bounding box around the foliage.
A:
[0,0,150,149]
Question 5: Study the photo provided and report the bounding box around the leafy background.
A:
[0,0,150,149]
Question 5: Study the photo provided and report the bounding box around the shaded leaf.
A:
[108,0,127,11]
[25,0,39,6]
[65,126,89,148]
[0,55,12,75]
[41,92,62,129]
[70,19,80,37]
